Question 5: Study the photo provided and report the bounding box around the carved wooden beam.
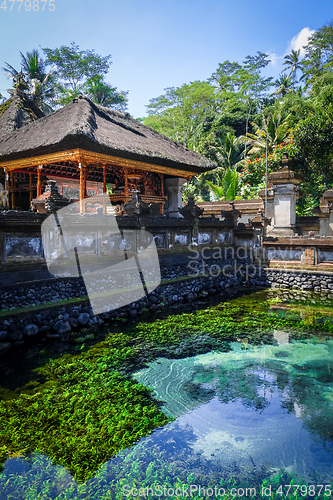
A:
[0,149,196,179]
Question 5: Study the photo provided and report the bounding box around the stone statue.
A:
[0,183,9,208]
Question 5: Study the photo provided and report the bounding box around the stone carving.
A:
[0,183,9,209]
[31,180,70,213]
[220,202,241,225]
[164,177,187,218]
[179,197,204,220]
[249,209,271,229]
[123,192,152,216]
[319,189,333,215]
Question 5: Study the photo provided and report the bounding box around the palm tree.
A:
[206,168,240,201]
[211,131,245,171]
[270,74,294,98]
[240,110,292,155]
[83,75,128,110]
[3,49,54,112]
[282,49,302,84]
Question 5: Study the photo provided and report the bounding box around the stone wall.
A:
[0,259,245,356]
[263,237,333,266]
[245,266,333,294]
[2,258,333,357]
[0,211,255,271]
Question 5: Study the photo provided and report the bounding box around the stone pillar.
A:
[258,187,274,226]
[266,154,302,237]
[164,177,187,218]
[318,189,333,236]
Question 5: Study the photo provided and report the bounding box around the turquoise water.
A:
[1,336,333,498]
[133,340,333,483]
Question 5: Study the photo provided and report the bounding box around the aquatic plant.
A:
[1,290,333,483]
[0,443,327,499]
[0,333,169,482]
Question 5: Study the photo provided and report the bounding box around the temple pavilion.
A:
[0,94,215,216]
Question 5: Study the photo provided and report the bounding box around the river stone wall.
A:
[1,264,333,357]
[0,258,245,356]
[255,268,333,294]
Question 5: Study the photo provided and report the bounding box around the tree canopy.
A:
[2,22,333,212]
[144,20,333,208]
[2,42,128,112]
[41,42,128,109]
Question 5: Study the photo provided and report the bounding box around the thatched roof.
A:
[0,92,45,141]
[0,95,215,174]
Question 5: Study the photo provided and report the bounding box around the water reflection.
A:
[2,287,333,497]
[273,330,289,344]
[134,339,333,483]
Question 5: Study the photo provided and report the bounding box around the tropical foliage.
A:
[206,168,240,201]
[1,292,333,486]
[144,20,333,210]
[3,49,55,112]
[2,20,333,209]
[2,43,128,111]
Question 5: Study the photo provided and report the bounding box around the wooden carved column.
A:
[4,170,9,192]
[102,164,107,193]
[29,174,33,203]
[159,173,164,197]
[102,164,107,214]
[79,161,88,213]
[124,168,128,197]
[159,173,164,215]
[123,168,129,207]
[37,165,42,196]
[10,171,15,209]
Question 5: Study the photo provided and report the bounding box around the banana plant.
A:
[206,168,240,201]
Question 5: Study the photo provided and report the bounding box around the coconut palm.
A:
[240,110,292,155]
[282,49,302,83]
[83,75,128,110]
[211,131,245,171]
[270,74,294,98]
[3,49,54,112]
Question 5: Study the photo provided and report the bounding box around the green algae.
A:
[1,290,333,484]
[0,333,169,482]
[0,448,322,499]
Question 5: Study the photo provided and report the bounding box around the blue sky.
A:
[0,0,332,118]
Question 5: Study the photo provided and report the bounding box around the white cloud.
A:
[267,53,284,68]
[286,27,315,57]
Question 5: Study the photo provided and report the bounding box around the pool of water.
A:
[1,290,333,498]
[133,340,333,483]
